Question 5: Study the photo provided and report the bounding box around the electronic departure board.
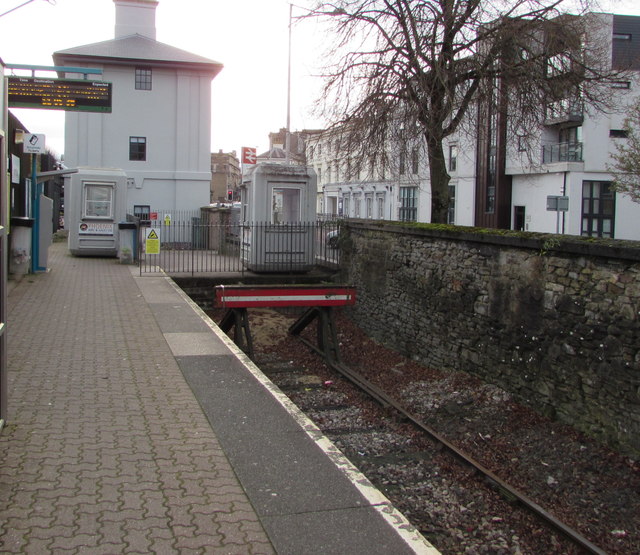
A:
[7,76,112,113]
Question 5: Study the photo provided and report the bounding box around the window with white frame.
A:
[411,147,419,174]
[376,193,385,219]
[399,149,406,175]
[365,193,373,218]
[83,182,114,219]
[448,184,456,224]
[399,186,418,221]
[448,144,458,171]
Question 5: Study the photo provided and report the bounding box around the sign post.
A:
[145,228,160,255]
[547,195,569,235]
[26,134,47,273]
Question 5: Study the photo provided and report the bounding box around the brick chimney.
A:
[113,0,159,40]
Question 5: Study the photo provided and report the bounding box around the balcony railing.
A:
[544,100,584,125]
[542,141,583,164]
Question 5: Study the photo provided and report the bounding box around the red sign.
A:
[242,146,257,164]
[215,285,356,308]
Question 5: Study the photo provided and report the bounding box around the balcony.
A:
[542,141,583,164]
[544,99,584,126]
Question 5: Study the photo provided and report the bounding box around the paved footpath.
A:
[0,242,275,554]
[0,241,438,555]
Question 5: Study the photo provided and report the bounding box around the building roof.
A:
[53,34,223,77]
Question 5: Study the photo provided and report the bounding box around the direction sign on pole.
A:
[23,134,46,155]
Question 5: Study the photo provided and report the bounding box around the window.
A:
[399,150,406,175]
[411,148,419,174]
[611,81,631,89]
[486,146,497,213]
[399,186,417,221]
[559,126,582,144]
[517,135,527,152]
[354,195,361,218]
[581,181,615,238]
[610,129,629,138]
[83,182,114,218]
[133,205,151,222]
[448,144,458,172]
[135,68,152,90]
[546,52,572,77]
[376,193,385,219]
[129,137,147,161]
[448,184,456,224]
[342,194,350,217]
[272,188,300,223]
[365,193,373,218]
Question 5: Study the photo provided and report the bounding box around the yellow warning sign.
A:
[146,228,160,254]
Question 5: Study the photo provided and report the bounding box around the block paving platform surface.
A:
[0,241,438,555]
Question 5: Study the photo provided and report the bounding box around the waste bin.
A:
[117,222,137,264]
[9,217,34,275]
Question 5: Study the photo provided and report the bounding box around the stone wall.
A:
[338,222,640,457]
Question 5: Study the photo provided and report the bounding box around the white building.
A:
[53,0,222,219]
[505,13,640,240]
[309,12,640,241]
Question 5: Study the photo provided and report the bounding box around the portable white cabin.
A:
[66,167,127,256]
[241,163,317,272]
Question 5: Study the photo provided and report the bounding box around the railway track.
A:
[207,304,639,554]
[250,322,613,554]
[291,337,605,554]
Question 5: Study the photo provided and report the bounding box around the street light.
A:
[285,3,346,165]
[0,0,56,19]
[286,3,293,165]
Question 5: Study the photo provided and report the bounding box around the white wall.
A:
[64,64,211,213]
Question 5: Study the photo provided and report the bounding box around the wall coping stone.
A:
[345,220,640,263]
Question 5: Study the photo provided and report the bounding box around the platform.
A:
[0,241,438,554]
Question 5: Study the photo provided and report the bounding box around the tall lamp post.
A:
[285,4,344,166]
[286,3,293,165]
[0,0,56,18]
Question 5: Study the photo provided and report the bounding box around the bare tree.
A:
[609,97,640,204]
[310,0,627,223]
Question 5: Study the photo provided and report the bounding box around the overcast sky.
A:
[1,0,639,160]
[0,0,329,158]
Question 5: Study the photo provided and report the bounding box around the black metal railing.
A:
[137,218,341,275]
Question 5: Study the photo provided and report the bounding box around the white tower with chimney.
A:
[54,0,222,250]
[114,0,158,39]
